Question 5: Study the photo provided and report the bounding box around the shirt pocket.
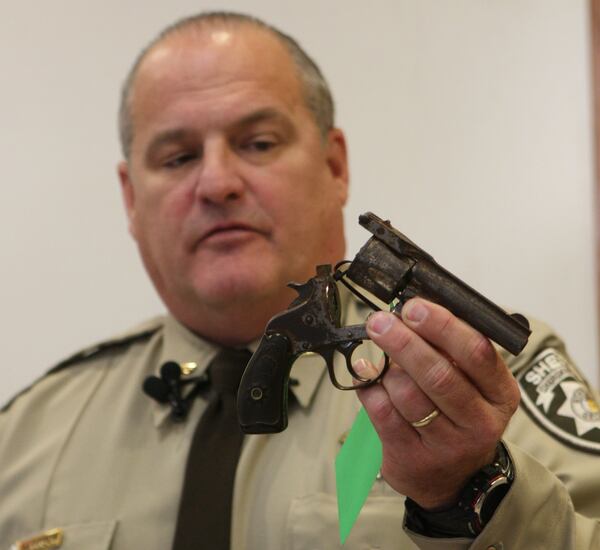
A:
[285,492,416,550]
[8,520,117,550]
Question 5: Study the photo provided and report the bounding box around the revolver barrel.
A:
[346,213,531,355]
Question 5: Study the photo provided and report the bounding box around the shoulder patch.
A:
[517,348,600,454]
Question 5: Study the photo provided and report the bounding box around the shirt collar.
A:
[152,316,219,428]
[151,282,364,427]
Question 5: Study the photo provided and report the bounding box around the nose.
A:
[195,139,245,205]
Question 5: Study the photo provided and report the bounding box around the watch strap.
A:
[404,441,514,538]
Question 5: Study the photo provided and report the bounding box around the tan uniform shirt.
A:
[1,297,600,549]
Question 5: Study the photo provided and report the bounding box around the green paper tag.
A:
[335,407,382,544]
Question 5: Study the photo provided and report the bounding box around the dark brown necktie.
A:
[171,348,252,550]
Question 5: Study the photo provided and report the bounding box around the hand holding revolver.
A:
[238,212,530,439]
[355,298,521,513]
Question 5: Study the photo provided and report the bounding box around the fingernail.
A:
[367,312,393,335]
[353,359,376,378]
[404,301,428,323]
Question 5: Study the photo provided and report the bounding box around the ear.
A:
[118,160,138,240]
[325,128,349,206]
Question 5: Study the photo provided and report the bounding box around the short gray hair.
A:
[118,11,335,159]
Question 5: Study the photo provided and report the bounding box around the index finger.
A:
[366,311,482,425]
[398,298,519,408]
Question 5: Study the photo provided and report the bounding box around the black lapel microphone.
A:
[143,361,209,421]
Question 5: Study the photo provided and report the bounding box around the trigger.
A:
[342,341,370,383]
[339,340,360,357]
[338,340,361,367]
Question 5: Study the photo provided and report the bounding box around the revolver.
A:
[237,212,531,434]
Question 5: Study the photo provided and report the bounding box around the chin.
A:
[193,268,284,307]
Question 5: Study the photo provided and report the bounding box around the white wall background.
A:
[1,0,597,404]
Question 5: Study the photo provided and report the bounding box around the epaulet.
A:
[47,317,164,375]
[1,317,164,413]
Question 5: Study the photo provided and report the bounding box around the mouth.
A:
[196,222,265,247]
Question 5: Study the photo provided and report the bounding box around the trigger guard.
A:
[377,353,390,381]
[340,341,372,383]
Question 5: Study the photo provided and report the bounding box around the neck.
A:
[168,287,297,346]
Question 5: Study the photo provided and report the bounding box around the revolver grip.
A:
[237,332,296,434]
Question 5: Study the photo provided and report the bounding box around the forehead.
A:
[130,25,306,131]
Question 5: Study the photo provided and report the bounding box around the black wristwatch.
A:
[405,442,514,538]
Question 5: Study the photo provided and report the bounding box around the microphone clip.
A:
[143,361,209,422]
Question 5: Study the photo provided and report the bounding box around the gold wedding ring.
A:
[411,409,440,428]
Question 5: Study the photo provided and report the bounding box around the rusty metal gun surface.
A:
[237,212,531,434]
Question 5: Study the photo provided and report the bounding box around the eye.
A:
[247,140,275,152]
[163,152,198,169]
[240,134,280,154]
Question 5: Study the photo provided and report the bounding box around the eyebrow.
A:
[232,107,293,130]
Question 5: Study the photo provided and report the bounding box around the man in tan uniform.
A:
[2,11,600,549]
